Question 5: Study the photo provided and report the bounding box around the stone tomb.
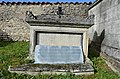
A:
[9,11,94,75]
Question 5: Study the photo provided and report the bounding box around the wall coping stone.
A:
[0,2,92,5]
[88,0,103,10]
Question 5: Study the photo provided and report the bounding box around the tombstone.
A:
[26,10,94,64]
[9,10,94,75]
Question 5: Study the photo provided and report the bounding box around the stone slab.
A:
[9,63,94,75]
[34,45,84,64]
[37,33,82,46]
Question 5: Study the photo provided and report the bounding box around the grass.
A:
[0,41,120,79]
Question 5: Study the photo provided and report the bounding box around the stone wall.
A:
[88,0,120,73]
[0,2,90,41]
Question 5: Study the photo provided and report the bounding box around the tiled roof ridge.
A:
[0,1,92,5]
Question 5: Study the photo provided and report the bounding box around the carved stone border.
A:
[28,25,89,63]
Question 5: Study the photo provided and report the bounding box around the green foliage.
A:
[0,41,120,79]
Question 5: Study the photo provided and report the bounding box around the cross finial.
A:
[57,6,63,18]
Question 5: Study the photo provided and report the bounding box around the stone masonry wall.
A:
[0,3,90,41]
[88,0,120,73]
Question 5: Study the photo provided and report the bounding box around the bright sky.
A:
[0,0,96,2]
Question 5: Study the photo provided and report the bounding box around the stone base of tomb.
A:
[8,63,94,75]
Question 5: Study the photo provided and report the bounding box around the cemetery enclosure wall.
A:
[88,0,120,73]
[0,3,89,41]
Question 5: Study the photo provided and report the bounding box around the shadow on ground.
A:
[0,30,13,47]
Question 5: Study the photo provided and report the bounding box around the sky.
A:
[0,0,96,2]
